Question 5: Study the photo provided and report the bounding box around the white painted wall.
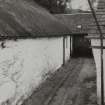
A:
[65,36,70,62]
[0,37,71,105]
[91,39,105,104]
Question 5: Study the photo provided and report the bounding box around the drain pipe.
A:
[87,0,104,105]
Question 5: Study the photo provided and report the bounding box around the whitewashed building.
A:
[0,1,72,105]
[56,0,105,103]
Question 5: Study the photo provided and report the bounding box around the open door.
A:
[72,35,93,57]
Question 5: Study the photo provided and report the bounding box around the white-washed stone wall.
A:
[0,37,71,105]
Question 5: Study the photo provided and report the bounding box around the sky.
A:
[67,0,99,11]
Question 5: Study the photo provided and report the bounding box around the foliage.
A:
[34,0,67,13]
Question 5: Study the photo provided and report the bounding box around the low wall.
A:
[0,37,71,105]
[91,39,105,104]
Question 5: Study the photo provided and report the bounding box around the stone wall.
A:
[0,37,71,105]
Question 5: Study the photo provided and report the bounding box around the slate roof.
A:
[97,0,105,10]
[55,13,94,34]
[0,0,71,39]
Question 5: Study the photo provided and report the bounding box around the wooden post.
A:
[63,36,65,65]
[88,0,104,105]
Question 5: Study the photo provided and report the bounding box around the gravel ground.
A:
[23,58,96,105]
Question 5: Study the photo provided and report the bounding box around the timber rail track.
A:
[23,58,96,105]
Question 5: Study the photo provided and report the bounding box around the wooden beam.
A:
[88,23,105,26]
[85,36,105,39]
[90,46,105,49]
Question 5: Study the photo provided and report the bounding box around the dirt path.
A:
[49,58,96,105]
[23,58,96,105]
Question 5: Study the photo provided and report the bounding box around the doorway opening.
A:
[71,34,93,57]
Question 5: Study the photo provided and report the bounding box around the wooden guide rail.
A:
[87,0,104,105]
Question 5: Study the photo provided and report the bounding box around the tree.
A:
[35,0,67,13]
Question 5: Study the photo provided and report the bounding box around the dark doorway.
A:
[72,35,93,57]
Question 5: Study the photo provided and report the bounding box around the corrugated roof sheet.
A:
[0,0,71,39]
